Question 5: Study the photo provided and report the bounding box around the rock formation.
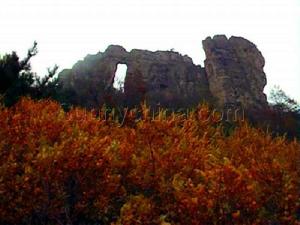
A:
[203,35,267,109]
[58,35,268,110]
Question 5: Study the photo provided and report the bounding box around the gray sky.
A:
[0,0,299,101]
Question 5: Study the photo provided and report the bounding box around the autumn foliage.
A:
[0,98,299,225]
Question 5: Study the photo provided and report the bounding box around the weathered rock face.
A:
[59,45,211,108]
[59,35,268,110]
[203,35,267,109]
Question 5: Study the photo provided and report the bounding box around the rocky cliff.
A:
[203,35,267,109]
[58,35,268,110]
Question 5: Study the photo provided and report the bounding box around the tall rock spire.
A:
[203,35,267,109]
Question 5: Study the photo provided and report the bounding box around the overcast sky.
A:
[0,0,299,101]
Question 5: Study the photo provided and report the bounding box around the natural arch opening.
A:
[113,64,127,91]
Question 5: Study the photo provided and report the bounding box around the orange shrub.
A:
[0,98,299,225]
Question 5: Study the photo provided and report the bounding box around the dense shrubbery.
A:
[0,98,299,224]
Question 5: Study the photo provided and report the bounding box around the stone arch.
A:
[106,59,129,89]
[113,63,128,91]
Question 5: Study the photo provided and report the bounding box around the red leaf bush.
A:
[0,98,299,224]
